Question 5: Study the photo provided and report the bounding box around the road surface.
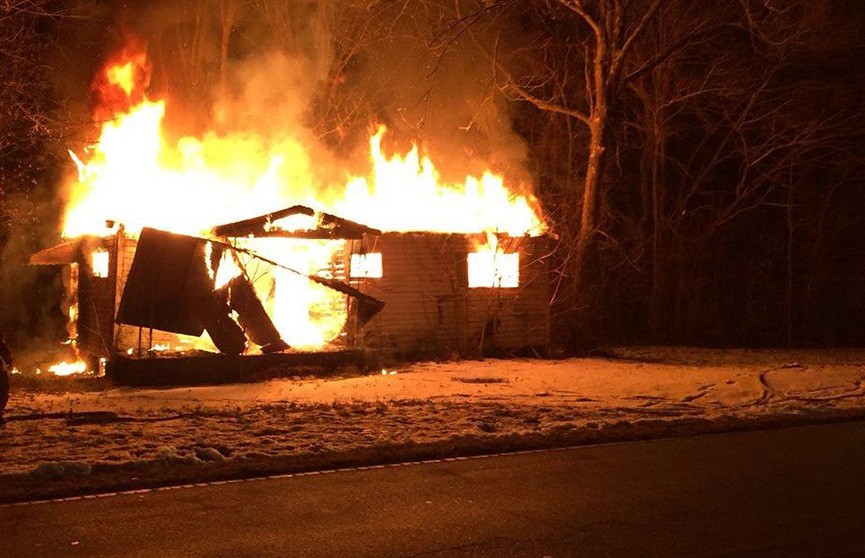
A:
[3,421,865,557]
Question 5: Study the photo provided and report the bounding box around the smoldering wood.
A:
[316,212,382,238]
[219,275,287,350]
[29,235,108,267]
[196,290,246,355]
[248,229,365,240]
[29,238,85,265]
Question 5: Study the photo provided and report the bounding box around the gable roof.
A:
[211,205,381,239]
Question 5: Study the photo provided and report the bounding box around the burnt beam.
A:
[212,205,314,237]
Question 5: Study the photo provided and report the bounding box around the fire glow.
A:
[90,249,109,278]
[61,46,546,355]
[468,234,520,289]
[47,360,88,377]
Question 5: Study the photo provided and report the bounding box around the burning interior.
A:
[30,45,551,381]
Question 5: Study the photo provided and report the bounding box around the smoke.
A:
[215,52,320,136]
[105,0,534,193]
[0,195,67,355]
[0,1,77,352]
[328,1,534,188]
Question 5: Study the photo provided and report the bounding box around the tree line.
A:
[1,0,863,349]
[436,0,865,346]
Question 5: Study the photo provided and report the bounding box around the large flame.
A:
[336,130,544,237]
[61,47,545,355]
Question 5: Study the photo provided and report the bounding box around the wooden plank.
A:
[352,233,551,357]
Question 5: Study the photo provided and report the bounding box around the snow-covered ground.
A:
[2,348,864,501]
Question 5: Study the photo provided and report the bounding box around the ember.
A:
[47,360,88,377]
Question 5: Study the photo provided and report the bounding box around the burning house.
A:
[30,47,551,382]
[31,207,551,382]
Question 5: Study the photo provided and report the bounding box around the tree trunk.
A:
[571,33,610,299]
[649,107,666,339]
[784,169,794,347]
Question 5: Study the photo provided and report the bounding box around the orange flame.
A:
[91,44,150,122]
[62,47,546,353]
[105,60,139,96]
[468,233,520,288]
[47,360,88,377]
[336,128,544,236]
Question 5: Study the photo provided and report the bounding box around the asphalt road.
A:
[4,421,865,557]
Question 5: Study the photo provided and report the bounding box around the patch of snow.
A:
[1,348,864,495]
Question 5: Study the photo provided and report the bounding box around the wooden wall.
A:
[465,235,551,353]
[349,233,550,358]
[77,232,551,362]
[77,234,190,360]
[76,236,117,363]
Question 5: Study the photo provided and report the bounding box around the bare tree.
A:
[0,0,84,232]
[0,0,90,342]
[428,0,864,344]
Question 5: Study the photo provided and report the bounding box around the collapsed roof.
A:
[32,206,385,356]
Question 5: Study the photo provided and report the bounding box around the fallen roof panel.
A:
[115,227,217,336]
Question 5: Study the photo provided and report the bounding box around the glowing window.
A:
[350,253,383,278]
[91,250,110,278]
[468,252,519,288]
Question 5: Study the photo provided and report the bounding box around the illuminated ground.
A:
[1,347,865,502]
